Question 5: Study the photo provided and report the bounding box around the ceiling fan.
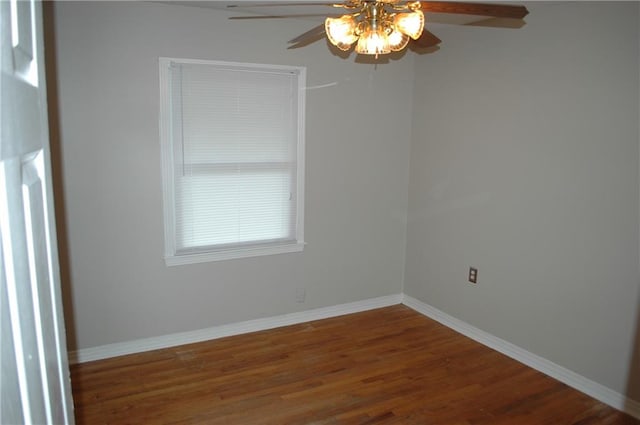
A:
[227,1,529,57]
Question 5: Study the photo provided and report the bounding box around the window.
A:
[159,58,306,265]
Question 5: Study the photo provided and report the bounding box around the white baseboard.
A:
[401,294,640,420]
[67,292,639,420]
[68,293,402,365]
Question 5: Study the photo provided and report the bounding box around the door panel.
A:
[1,0,74,423]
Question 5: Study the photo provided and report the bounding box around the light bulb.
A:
[355,27,391,55]
[325,16,358,51]
[394,10,424,40]
[387,29,410,51]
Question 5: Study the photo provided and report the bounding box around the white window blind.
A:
[159,58,306,265]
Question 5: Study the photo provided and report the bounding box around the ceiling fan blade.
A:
[287,23,326,49]
[413,29,442,48]
[230,14,339,19]
[288,23,326,43]
[420,2,529,19]
[227,2,342,8]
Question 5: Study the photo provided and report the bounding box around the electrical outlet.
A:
[468,267,478,284]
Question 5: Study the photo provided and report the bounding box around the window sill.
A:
[164,241,305,266]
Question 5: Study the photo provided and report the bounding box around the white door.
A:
[1,1,74,424]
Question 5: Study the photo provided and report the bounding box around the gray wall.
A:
[404,2,640,401]
[50,1,413,351]
[51,0,640,404]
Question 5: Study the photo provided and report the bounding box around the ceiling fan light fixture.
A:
[394,10,425,40]
[325,15,358,51]
[355,26,391,55]
[387,29,410,52]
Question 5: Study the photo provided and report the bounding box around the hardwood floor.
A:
[71,305,639,424]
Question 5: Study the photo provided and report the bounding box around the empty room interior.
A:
[43,0,640,423]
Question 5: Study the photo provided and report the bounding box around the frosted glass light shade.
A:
[387,29,410,51]
[355,27,391,55]
[394,10,424,39]
[325,16,358,51]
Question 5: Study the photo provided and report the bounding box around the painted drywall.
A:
[50,0,640,405]
[49,1,414,351]
[404,1,640,401]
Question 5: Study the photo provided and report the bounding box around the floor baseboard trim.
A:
[401,294,640,420]
[68,293,402,365]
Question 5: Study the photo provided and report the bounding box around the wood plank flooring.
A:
[71,305,640,424]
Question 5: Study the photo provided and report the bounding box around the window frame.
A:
[159,57,306,266]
